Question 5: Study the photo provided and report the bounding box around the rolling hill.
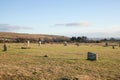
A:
[0,32,70,42]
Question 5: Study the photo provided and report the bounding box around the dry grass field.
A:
[0,43,120,80]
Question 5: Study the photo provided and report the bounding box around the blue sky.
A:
[0,0,120,38]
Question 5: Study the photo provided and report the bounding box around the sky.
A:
[0,0,120,38]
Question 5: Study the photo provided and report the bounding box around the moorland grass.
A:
[0,43,120,80]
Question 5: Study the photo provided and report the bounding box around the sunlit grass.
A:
[0,43,120,80]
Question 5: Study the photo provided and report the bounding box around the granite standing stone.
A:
[27,40,30,47]
[38,41,41,46]
[64,41,67,46]
[3,43,7,51]
[87,52,97,60]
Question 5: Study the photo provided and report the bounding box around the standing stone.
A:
[112,45,115,49]
[21,40,31,49]
[105,42,108,47]
[3,43,7,51]
[38,41,41,46]
[27,40,30,47]
[64,41,67,46]
[119,43,120,47]
[87,52,97,60]
[76,43,80,46]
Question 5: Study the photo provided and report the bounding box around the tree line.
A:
[0,36,119,43]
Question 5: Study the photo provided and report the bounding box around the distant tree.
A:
[70,36,88,42]
[15,38,26,43]
[81,36,87,41]
[71,37,77,42]
[110,37,116,42]
[76,37,82,42]
[102,38,108,41]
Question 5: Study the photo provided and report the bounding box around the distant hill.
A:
[0,32,70,42]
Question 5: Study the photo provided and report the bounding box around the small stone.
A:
[64,41,68,46]
[60,78,70,80]
[112,46,115,49]
[87,52,97,60]
[44,55,48,57]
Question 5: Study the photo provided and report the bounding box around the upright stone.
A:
[119,43,120,47]
[38,41,41,46]
[21,40,31,49]
[27,40,30,47]
[87,52,97,60]
[64,41,67,46]
[76,43,80,46]
[3,43,7,51]
[112,45,115,49]
[105,42,108,47]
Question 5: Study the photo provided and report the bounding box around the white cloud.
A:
[55,21,92,27]
[0,24,31,32]
[61,25,120,38]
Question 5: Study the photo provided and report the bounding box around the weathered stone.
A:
[76,43,80,46]
[21,40,31,49]
[87,52,97,60]
[3,43,7,51]
[44,55,48,57]
[27,40,30,47]
[59,78,70,80]
[38,41,41,46]
[105,42,108,47]
[112,46,115,49]
[118,43,120,47]
[64,41,67,46]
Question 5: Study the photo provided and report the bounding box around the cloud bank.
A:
[0,24,31,32]
[55,22,92,27]
[59,25,120,38]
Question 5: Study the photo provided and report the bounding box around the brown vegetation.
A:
[0,32,69,43]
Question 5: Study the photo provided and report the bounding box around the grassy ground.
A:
[0,43,120,80]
